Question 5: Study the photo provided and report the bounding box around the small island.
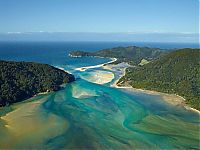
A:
[0,60,75,106]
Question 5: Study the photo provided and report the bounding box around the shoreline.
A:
[107,63,200,115]
[111,66,127,88]
[53,58,200,115]
[121,87,200,114]
[75,57,117,71]
[55,66,73,75]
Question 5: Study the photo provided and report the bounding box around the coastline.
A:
[55,57,200,115]
[75,57,117,71]
[55,66,73,74]
[122,87,200,114]
[106,62,200,115]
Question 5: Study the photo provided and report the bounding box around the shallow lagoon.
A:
[0,78,199,149]
[0,42,199,149]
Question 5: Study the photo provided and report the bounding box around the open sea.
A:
[0,41,199,149]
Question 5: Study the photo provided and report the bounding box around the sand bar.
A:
[75,58,117,71]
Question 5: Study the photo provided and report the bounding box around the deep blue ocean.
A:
[0,41,199,64]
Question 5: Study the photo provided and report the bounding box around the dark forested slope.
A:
[69,46,165,65]
[118,49,200,110]
[0,60,75,106]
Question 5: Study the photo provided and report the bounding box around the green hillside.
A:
[0,60,75,106]
[69,46,166,65]
[118,49,200,110]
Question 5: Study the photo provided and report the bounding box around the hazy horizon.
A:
[0,32,199,43]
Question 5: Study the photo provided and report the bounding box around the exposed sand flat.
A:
[75,58,117,71]
[80,70,115,85]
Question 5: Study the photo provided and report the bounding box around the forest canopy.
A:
[118,49,200,110]
[0,60,75,106]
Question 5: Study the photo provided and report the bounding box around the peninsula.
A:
[0,60,75,106]
[117,48,200,110]
[69,46,166,65]
[70,46,200,110]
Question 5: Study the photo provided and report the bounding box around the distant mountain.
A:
[118,48,200,110]
[69,46,166,65]
[0,60,75,106]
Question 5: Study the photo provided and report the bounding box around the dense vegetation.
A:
[0,60,75,106]
[69,51,91,57]
[118,49,200,110]
[70,46,166,65]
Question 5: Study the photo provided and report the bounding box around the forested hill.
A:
[0,60,75,106]
[118,48,200,110]
[69,46,166,65]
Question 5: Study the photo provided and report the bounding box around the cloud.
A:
[7,32,22,34]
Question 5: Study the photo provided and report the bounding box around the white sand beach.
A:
[75,58,117,71]
[55,66,73,74]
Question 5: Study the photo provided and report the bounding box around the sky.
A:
[0,0,199,42]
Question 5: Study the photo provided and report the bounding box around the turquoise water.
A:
[0,42,199,149]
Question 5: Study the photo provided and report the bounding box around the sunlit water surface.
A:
[0,42,199,149]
